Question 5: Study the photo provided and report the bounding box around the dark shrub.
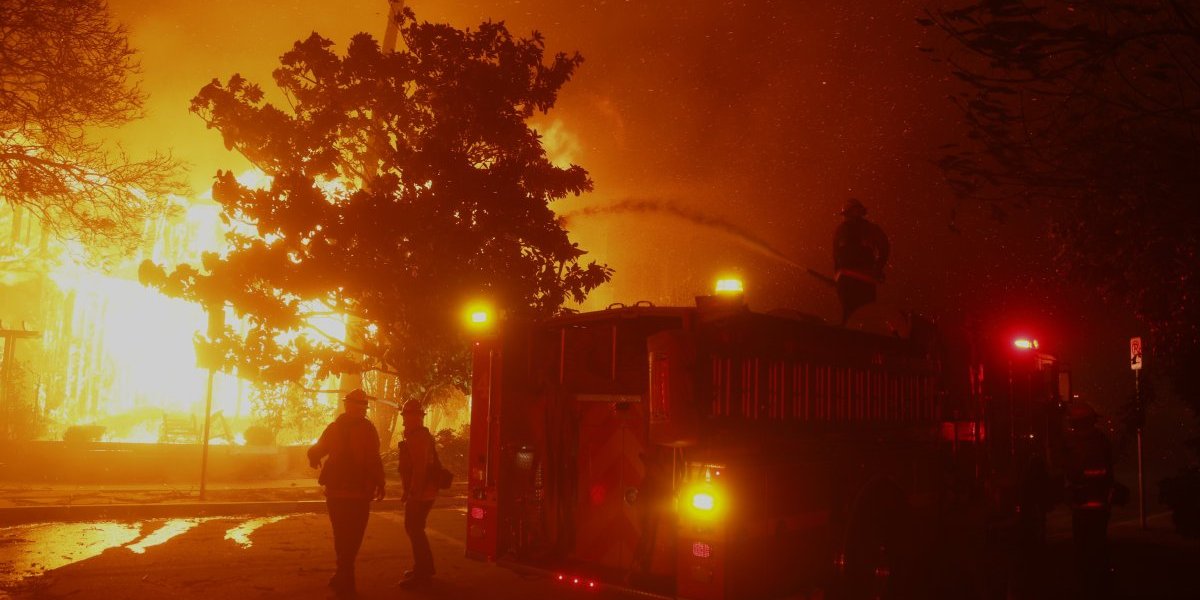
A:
[1160,467,1200,538]
[243,425,276,446]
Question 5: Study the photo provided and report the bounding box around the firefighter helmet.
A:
[840,198,868,218]
[401,399,426,416]
[344,388,373,404]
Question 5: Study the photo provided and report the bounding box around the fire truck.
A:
[464,284,1071,599]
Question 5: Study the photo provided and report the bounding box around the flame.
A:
[235,169,273,190]
[7,169,348,444]
[2,167,473,445]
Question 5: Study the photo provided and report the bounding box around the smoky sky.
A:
[102,0,1150,409]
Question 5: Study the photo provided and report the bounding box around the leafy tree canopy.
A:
[140,10,611,399]
[922,0,1200,409]
[0,0,178,258]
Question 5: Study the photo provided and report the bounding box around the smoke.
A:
[557,198,805,271]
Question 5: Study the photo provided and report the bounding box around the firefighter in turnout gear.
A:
[1064,403,1115,597]
[397,398,440,588]
[307,388,386,597]
[833,198,890,325]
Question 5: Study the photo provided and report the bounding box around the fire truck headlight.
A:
[691,492,715,511]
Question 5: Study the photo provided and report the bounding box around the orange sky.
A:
[106,1,948,312]
[101,1,1113,341]
[79,0,1161,418]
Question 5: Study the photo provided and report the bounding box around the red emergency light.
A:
[1013,338,1038,350]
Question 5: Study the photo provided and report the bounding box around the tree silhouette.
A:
[140,10,610,405]
[923,0,1200,409]
[0,0,178,258]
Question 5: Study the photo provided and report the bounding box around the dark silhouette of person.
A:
[308,388,386,596]
[1063,403,1115,598]
[833,198,890,324]
[397,399,440,588]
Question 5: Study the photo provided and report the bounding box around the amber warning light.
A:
[463,301,494,334]
[714,278,744,294]
[691,492,716,511]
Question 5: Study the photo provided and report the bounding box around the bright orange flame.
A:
[34,169,347,444]
[18,167,470,444]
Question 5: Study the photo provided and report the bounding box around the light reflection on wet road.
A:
[0,522,141,585]
[223,515,287,548]
[0,515,298,587]
[127,518,214,554]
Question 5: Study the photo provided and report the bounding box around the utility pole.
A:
[199,305,223,500]
[0,321,41,441]
[333,0,408,438]
[383,0,406,53]
[1130,336,1146,530]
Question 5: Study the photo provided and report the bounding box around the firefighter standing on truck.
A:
[1064,403,1115,597]
[833,198,890,325]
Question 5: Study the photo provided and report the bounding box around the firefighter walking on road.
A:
[308,388,387,597]
[1064,403,1116,598]
[833,198,890,325]
[397,399,440,589]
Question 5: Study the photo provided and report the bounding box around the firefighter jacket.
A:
[309,414,386,500]
[833,216,890,283]
[398,425,440,502]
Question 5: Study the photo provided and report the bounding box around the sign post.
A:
[198,305,224,501]
[1130,336,1146,530]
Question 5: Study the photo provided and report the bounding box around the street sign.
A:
[1130,336,1143,370]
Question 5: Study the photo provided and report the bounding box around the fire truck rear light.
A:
[691,541,712,558]
[469,506,485,520]
[691,492,715,511]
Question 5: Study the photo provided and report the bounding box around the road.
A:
[2,504,1198,600]
[0,504,649,600]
